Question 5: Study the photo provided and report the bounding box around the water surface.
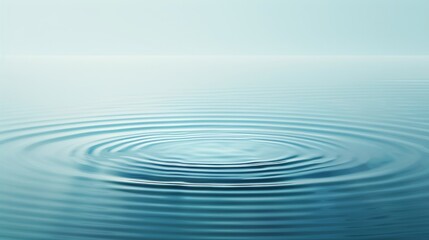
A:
[1,56,429,239]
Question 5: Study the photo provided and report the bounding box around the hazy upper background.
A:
[1,0,428,56]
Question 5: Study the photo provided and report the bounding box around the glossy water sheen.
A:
[1,56,429,240]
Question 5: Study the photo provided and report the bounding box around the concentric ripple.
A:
[1,90,429,239]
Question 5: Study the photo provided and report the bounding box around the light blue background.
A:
[1,0,429,55]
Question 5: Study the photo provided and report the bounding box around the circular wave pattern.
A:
[1,108,429,239]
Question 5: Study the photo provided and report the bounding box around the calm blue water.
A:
[1,56,429,239]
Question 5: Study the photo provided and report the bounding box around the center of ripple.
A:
[77,129,347,186]
[139,138,292,165]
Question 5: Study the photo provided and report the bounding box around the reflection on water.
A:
[1,56,429,239]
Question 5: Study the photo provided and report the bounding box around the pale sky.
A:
[1,0,428,55]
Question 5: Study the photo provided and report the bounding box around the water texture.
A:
[0,57,429,240]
